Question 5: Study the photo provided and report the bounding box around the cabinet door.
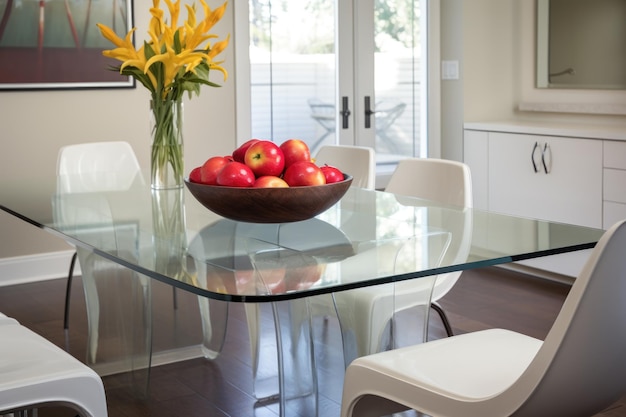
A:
[463,130,488,210]
[488,133,602,228]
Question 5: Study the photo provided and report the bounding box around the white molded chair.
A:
[384,157,473,336]
[341,220,626,417]
[315,145,376,190]
[0,315,108,417]
[55,141,154,368]
[332,158,473,365]
[57,141,143,331]
[240,145,376,398]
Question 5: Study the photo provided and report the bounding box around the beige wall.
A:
[0,0,237,258]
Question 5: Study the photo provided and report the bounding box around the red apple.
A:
[232,139,260,163]
[280,139,311,168]
[253,176,289,188]
[283,161,326,187]
[189,166,203,183]
[244,140,285,177]
[216,161,255,187]
[200,156,231,185]
[260,267,287,295]
[320,164,344,184]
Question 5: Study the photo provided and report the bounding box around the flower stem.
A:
[151,98,184,189]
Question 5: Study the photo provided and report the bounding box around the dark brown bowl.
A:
[185,175,353,223]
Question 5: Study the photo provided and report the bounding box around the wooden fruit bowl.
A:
[185,175,353,223]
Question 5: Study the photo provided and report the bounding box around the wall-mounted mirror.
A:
[536,0,626,90]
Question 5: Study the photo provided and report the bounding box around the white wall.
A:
[0,0,237,259]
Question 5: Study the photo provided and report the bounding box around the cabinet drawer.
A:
[604,169,626,204]
[604,201,626,229]
[604,141,626,169]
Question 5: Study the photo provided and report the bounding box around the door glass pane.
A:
[374,0,426,160]
[249,0,336,154]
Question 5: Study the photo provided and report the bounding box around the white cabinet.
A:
[463,122,611,278]
[488,132,602,229]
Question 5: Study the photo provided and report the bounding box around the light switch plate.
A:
[442,60,459,80]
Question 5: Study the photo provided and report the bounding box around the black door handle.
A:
[340,96,351,129]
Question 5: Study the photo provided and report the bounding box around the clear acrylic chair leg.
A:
[78,249,152,397]
[197,296,228,360]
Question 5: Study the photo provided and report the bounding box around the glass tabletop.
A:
[0,170,604,302]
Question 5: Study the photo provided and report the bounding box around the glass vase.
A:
[150,98,184,189]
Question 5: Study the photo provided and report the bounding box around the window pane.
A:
[249,0,336,153]
[374,0,426,160]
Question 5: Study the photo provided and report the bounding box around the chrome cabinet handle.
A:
[531,141,540,173]
[541,142,551,174]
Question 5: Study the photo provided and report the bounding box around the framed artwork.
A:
[0,0,134,90]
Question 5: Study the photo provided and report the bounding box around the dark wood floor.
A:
[1,266,626,417]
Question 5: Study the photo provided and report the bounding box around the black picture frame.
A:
[0,0,135,90]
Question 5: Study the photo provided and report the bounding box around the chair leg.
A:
[63,252,77,330]
[430,301,454,337]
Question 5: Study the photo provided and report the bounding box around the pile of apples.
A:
[188,139,344,188]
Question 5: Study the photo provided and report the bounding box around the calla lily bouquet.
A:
[97,0,229,101]
[97,0,230,189]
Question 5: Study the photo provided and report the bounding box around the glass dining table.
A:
[0,169,604,416]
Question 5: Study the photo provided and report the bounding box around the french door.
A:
[234,0,438,186]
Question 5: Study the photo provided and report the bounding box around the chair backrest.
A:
[315,145,376,190]
[501,219,626,416]
[385,158,473,208]
[57,141,141,193]
[385,158,473,300]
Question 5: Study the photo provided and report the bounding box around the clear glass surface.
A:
[0,169,605,415]
[1,170,604,303]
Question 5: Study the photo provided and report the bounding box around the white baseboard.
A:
[0,251,81,287]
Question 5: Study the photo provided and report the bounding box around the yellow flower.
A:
[97,0,229,100]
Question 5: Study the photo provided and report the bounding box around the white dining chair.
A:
[198,145,376,397]
[331,158,473,365]
[0,315,108,417]
[314,145,376,190]
[57,141,144,331]
[55,141,154,368]
[240,145,376,397]
[384,157,473,336]
[341,219,626,417]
